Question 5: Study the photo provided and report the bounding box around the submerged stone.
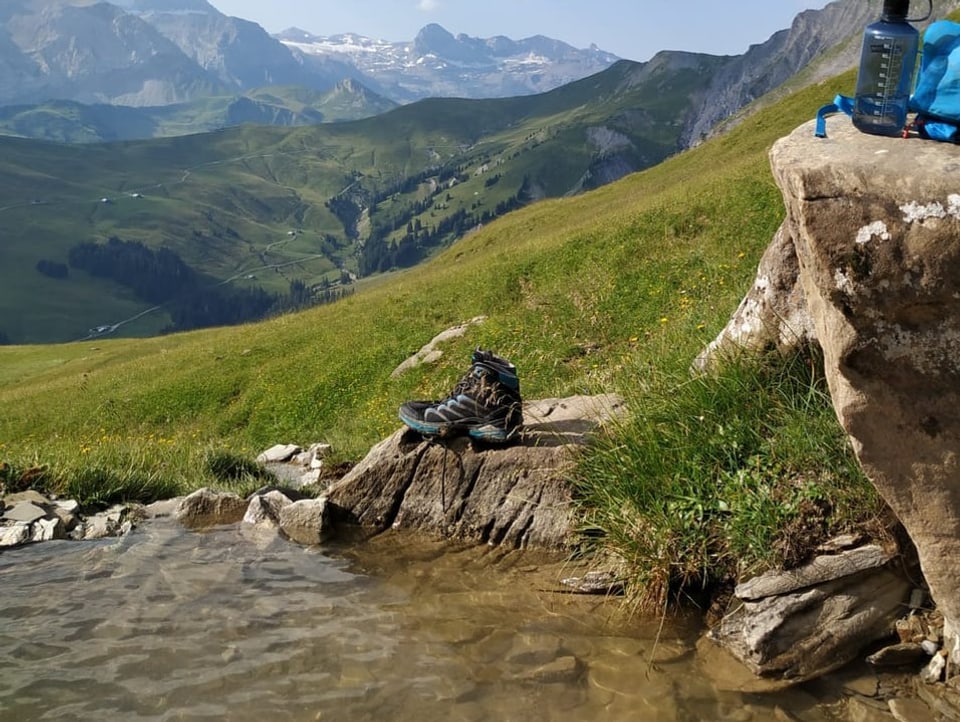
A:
[278,498,331,546]
[709,545,911,684]
[175,488,247,529]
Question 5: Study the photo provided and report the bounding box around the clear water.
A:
[0,520,841,721]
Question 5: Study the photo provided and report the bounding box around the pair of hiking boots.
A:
[398,348,523,443]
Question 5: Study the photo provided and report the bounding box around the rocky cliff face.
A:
[1,0,225,106]
[679,0,960,148]
[0,0,355,106]
[136,7,325,90]
[680,1,874,147]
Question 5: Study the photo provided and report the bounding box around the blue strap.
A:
[919,119,960,142]
[815,95,855,138]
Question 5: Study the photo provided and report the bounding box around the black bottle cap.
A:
[882,0,910,20]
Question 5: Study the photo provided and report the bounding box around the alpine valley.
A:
[1,0,958,344]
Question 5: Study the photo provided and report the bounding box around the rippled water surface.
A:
[0,520,842,721]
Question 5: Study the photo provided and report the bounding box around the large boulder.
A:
[325,395,626,549]
[712,115,960,664]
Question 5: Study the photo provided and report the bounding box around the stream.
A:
[0,519,846,721]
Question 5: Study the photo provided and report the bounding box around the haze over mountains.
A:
[0,0,628,141]
[0,0,940,146]
[0,0,618,108]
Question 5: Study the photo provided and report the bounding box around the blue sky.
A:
[208,0,834,62]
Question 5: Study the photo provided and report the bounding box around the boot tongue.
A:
[473,360,519,390]
[470,349,520,392]
[495,369,520,391]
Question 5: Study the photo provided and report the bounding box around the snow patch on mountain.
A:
[276,25,619,102]
[282,32,396,58]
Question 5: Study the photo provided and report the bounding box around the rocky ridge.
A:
[680,0,960,147]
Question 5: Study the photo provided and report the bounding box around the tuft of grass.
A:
[204,448,272,483]
[1,451,181,510]
[574,349,886,612]
[203,447,279,497]
[0,460,55,495]
[62,465,180,510]
[0,437,252,509]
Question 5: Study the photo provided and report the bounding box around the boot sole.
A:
[398,413,520,443]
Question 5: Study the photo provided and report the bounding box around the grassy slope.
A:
[1,67,883,605]
[0,85,399,143]
[0,62,853,463]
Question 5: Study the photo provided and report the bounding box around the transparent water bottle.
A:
[852,0,920,136]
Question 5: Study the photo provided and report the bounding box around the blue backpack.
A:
[910,19,960,142]
[816,19,960,142]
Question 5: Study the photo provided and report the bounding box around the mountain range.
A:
[0,81,398,143]
[2,0,952,146]
[0,0,618,109]
[0,50,752,343]
[276,23,620,103]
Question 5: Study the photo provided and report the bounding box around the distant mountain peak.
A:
[416,23,454,39]
[413,23,474,61]
[333,77,368,95]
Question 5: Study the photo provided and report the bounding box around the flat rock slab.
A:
[735,544,894,601]
[256,444,301,464]
[710,544,911,685]
[3,501,48,524]
[325,394,626,549]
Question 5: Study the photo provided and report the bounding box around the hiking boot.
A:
[398,348,523,443]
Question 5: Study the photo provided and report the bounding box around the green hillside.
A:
[0,84,398,144]
[0,60,889,607]
[0,57,723,344]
